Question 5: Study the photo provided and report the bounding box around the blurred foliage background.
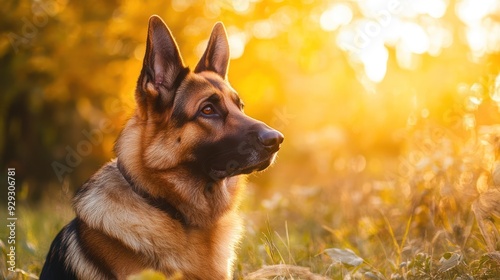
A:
[1,0,500,278]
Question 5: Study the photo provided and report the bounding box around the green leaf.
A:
[325,248,364,267]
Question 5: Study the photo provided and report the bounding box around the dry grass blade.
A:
[382,214,402,263]
[472,188,500,251]
[485,251,500,265]
[245,264,329,280]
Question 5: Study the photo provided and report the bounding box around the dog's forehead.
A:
[180,71,241,105]
[198,72,236,93]
[172,71,243,116]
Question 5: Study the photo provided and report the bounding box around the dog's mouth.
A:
[208,152,278,179]
[198,127,283,180]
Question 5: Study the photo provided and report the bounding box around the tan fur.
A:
[72,161,243,279]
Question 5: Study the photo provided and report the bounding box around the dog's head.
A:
[127,15,283,180]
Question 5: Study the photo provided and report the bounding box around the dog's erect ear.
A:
[194,22,230,79]
[136,15,188,116]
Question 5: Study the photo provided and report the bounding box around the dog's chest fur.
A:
[71,161,244,279]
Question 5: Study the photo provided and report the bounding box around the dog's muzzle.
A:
[205,124,284,179]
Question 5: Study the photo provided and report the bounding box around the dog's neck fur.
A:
[114,115,244,229]
[116,159,189,226]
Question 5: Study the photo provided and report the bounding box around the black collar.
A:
[116,160,187,227]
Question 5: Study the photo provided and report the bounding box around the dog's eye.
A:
[201,105,216,116]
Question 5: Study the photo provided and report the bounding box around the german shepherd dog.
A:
[40,15,283,280]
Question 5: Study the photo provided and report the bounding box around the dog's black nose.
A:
[258,129,284,151]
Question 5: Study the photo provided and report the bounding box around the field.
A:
[1,0,500,279]
[2,127,500,279]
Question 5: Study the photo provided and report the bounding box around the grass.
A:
[1,124,500,280]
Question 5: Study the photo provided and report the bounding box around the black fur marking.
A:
[204,76,243,109]
[193,133,259,178]
[116,160,188,226]
[205,93,222,104]
[40,220,79,280]
[191,119,280,179]
[171,101,192,128]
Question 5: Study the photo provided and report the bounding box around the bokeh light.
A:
[320,4,353,31]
